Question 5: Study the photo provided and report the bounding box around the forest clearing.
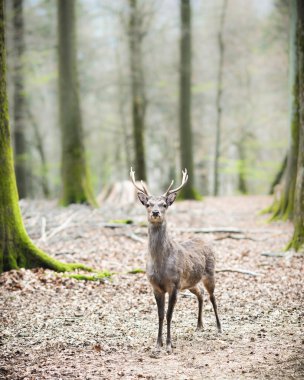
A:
[1,196,303,379]
[1,0,304,379]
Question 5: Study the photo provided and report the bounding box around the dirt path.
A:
[0,196,303,379]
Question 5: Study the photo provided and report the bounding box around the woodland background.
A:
[5,0,290,198]
[1,1,304,379]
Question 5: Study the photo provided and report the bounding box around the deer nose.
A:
[152,210,160,217]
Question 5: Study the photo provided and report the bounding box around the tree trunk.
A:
[287,0,304,251]
[213,0,228,196]
[12,0,27,198]
[57,0,96,206]
[25,100,50,197]
[115,43,132,177]
[270,0,299,220]
[269,154,287,195]
[236,135,248,194]
[128,0,147,181]
[178,0,199,199]
[0,0,89,274]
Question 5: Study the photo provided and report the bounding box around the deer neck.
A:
[148,221,171,260]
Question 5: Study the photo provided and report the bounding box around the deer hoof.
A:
[196,324,204,332]
[166,343,173,354]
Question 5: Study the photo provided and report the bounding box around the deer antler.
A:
[163,169,188,196]
[130,167,150,196]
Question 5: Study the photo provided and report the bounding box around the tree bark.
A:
[25,100,50,197]
[236,135,248,194]
[213,0,228,196]
[270,0,299,220]
[287,0,304,251]
[128,0,147,181]
[57,0,96,206]
[12,0,27,198]
[0,0,89,274]
[269,154,287,195]
[178,0,199,199]
[115,43,132,177]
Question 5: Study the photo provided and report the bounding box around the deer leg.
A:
[154,291,165,348]
[189,286,204,331]
[166,288,177,354]
[203,276,222,333]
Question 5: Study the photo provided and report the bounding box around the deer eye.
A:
[163,203,167,208]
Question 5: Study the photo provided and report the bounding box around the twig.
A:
[214,234,267,241]
[124,233,145,243]
[261,251,294,258]
[102,223,128,229]
[43,212,78,241]
[175,227,287,235]
[216,268,260,276]
[175,227,243,234]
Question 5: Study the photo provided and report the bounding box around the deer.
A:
[130,168,222,353]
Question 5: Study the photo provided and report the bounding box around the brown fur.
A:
[138,194,222,353]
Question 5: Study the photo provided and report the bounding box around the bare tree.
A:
[213,0,228,196]
[128,0,147,181]
[57,0,96,206]
[178,0,198,199]
[12,0,27,198]
[270,0,299,220]
[287,0,304,250]
[0,0,89,274]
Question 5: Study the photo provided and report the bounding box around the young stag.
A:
[130,168,221,353]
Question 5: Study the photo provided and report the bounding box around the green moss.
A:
[63,271,112,281]
[0,1,99,275]
[285,223,304,252]
[109,219,133,225]
[128,268,145,274]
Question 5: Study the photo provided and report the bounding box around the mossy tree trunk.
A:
[269,154,287,195]
[213,0,228,196]
[57,0,96,206]
[178,0,199,199]
[236,134,248,194]
[270,0,299,220]
[0,0,90,274]
[287,0,304,251]
[128,0,147,181]
[12,0,28,199]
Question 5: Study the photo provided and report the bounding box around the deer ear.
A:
[166,192,177,206]
[137,192,149,206]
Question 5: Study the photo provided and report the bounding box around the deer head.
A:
[130,167,188,224]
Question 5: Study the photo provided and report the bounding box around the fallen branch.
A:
[216,268,260,276]
[261,251,294,258]
[175,227,287,235]
[176,227,243,234]
[124,233,145,243]
[42,212,79,241]
[101,223,128,229]
[214,234,267,241]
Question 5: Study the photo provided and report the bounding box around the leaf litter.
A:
[0,195,303,379]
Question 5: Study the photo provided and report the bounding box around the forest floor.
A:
[0,196,303,380]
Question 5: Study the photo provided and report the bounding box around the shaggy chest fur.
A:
[146,223,209,292]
